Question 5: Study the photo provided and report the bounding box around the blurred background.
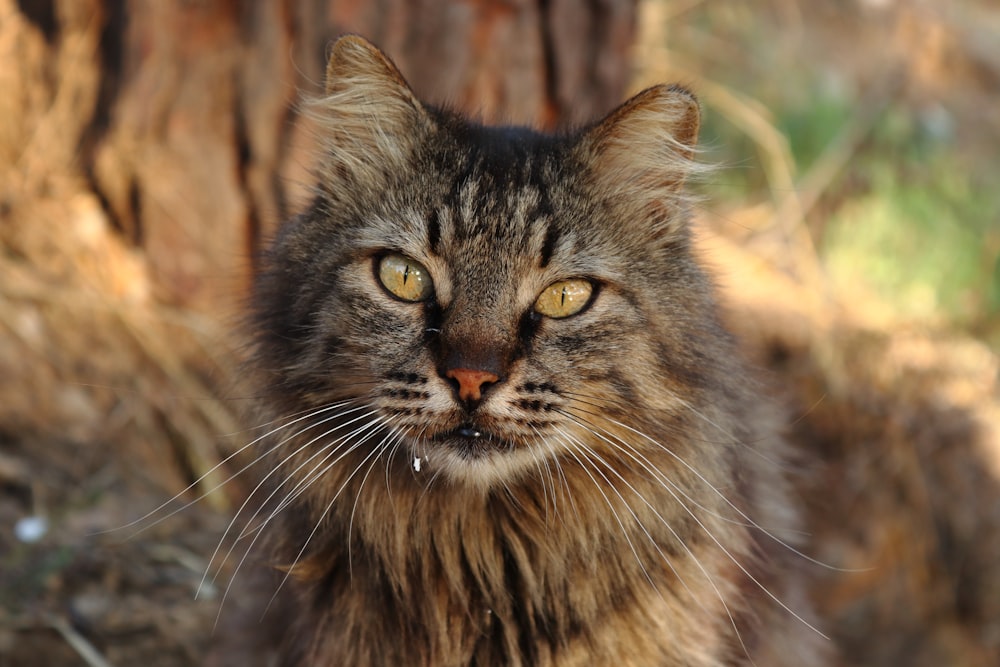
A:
[0,0,997,665]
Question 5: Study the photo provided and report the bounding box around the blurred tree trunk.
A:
[4,0,637,312]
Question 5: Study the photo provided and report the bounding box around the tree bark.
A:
[4,0,638,311]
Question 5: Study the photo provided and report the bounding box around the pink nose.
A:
[445,368,499,402]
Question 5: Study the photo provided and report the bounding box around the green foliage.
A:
[660,0,999,343]
[824,158,997,324]
[703,88,999,338]
[821,107,999,329]
[780,96,853,168]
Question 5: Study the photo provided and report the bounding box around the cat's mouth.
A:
[431,423,514,458]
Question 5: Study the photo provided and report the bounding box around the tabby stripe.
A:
[427,209,441,255]
[539,222,559,268]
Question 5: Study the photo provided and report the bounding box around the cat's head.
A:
[253,36,722,490]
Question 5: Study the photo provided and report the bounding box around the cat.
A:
[213,35,829,667]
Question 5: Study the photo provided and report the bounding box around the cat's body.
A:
[216,36,827,666]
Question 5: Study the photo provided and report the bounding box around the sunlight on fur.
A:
[158,35,835,666]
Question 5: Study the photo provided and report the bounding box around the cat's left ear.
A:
[580,85,701,233]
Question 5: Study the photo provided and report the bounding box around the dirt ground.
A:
[2,1,1000,666]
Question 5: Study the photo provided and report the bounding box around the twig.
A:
[773,68,904,242]
[47,615,116,667]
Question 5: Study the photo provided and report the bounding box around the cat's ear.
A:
[307,36,431,191]
[581,85,701,234]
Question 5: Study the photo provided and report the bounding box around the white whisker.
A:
[203,403,379,595]
[110,399,360,538]
[565,390,852,572]
[347,425,405,575]
[550,427,660,594]
[264,416,396,612]
[210,407,387,626]
[555,417,753,660]
[603,412,851,574]
[564,408,830,639]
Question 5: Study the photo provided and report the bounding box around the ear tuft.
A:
[305,35,431,194]
[581,85,703,234]
[324,35,410,98]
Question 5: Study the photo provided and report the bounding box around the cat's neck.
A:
[274,445,746,665]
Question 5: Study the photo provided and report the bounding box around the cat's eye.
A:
[377,253,434,302]
[534,279,594,318]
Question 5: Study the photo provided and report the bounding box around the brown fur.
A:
[214,36,829,666]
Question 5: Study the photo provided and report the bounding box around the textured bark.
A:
[5,0,637,310]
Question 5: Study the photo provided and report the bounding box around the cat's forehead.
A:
[443,120,567,170]
[408,123,631,290]
[429,122,572,245]
[441,125,563,208]
[444,173,548,243]
[431,187,551,300]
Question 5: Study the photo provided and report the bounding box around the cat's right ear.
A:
[306,36,432,192]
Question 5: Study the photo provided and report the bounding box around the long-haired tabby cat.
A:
[213,35,829,667]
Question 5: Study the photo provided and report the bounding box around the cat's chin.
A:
[417,424,540,490]
[431,424,516,459]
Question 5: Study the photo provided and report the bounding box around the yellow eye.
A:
[534,279,594,318]
[377,253,434,302]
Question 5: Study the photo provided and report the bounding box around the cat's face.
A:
[253,37,711,490]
